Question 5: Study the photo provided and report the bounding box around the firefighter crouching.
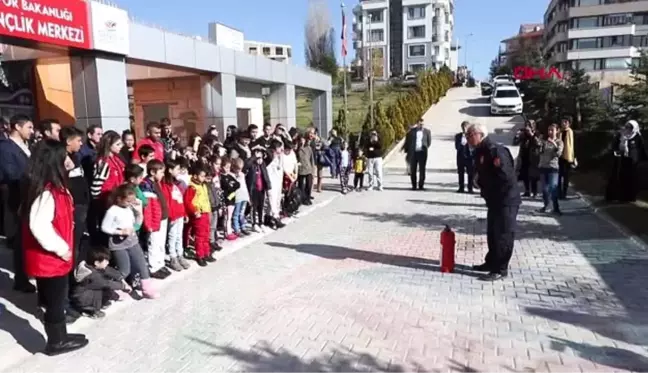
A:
[465,123,521,281]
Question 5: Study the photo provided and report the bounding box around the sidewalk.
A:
[0,178,341,371]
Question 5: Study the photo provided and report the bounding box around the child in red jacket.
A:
[140,159,170,280]
[160,159,190,271]
[183,164,213,267]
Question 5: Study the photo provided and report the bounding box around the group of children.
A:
[70,134,303,316]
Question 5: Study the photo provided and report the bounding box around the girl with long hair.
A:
[21,140,89,356]
[89,131,125,244]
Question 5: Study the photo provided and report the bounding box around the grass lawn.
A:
[295,86,415,132]
[571,170,648,243]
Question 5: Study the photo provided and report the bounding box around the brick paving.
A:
[2,87,648,372]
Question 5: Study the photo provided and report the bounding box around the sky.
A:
[117,0,548,80]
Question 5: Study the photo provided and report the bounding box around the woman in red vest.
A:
[22,140,89,356]
[89,131,125,243]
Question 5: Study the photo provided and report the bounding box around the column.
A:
[202,73,237,136]
[312,89,332,137]
[70,54,130,132]
[268,83,296,129]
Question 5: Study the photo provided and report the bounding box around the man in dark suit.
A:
[404,118,432,190]
[455,121,475,193]
[0,114,35,292]
[467,123,521,281]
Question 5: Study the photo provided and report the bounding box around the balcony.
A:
[567,46,638,60]
[568,24,636,39]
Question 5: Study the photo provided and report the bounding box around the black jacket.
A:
[68,152,90,206]
[220,173,240,205]
[365,140,383,158]
[0,139,29,238]
[474,137,521,207]
[245,162,271,193]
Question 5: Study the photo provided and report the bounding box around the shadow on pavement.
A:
[549,336,648,372]
[188,337,410,372]
[266,242,481,278]
[0,268,45,354]
[458,106,489,118]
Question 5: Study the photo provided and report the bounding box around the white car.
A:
[490,86,524,115]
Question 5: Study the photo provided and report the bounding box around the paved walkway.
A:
[2,87,648,372]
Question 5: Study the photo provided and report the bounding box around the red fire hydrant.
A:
[440,225,456,273]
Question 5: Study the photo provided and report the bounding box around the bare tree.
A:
[304,0,338,82]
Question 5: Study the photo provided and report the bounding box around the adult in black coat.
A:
[606,120,648,203]
[0,114,35,293]
[403,118,432,190]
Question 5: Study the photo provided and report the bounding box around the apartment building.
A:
[543,0,648,89]
[351,0,455,79]
[499,24,544,66]
[244,41,292,63]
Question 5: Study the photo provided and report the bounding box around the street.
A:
[2,87,648,372]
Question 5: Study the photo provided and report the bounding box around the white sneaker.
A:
[378,187,384,191]
[252,225,262,233]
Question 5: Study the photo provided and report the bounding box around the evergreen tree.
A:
[335,108,347,136]
[387,104,406,140]
[561,68,607,129]
[615,50,648,127]
[374,102,395,151]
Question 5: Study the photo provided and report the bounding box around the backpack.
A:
[283,186,303,215]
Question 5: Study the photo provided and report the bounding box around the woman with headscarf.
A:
[606,120,647,203]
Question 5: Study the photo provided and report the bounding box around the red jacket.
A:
[140,178,163,232]
[135,137,164,162]
[91,154,125,200]
[160,180,186,221]
[23,186,75,278]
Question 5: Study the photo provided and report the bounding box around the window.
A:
[571,17,598,28]
[408,26,425,38]
[602,35,630,48]
[575,37,598,49]
[262,47,271,55]
[632,57,643,68]
[409,63,426,73]
[494,89,520,98]
[444,48,450,57]
[601,13,632,26]
[287,48,292,58]
[444,12,449,23]
[368,10,382,23]
[434,46,440,55]
[573,59,603,71]
[633,35,648,47]
[408,44,425,57]
[275,47,284,55]
[604,57,630,69]
[408,6,425,20]
[435,8,440,18]
[444,31,449,42]
[633,12,648,25]
[368,29,384,42]
[249,47,257,55]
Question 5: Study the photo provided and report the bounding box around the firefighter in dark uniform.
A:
[466,123,521,281]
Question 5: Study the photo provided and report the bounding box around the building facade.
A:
[0,2,332,138]
[543,0,648,89]
[244,41,292,63]
[351,0,455,79]
[499,24,544,67]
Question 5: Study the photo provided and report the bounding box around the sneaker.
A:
[252,225,262,233]
[536,207,547,213]
[205,256,217,263]
[168,257,183,272]
[341,189,347,195]
[240,229,252,236]
[275,220,286,229]
[151,269,169,280]
[178,257,191,269]
[552,209,563,216]
[226,234,238,241]
[160,267,172,276]
[101,301,113,310]
[85,310,106,319]
[196,258,208,267]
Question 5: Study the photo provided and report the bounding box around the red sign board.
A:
[513,66,564,80]
[0,0,91,49]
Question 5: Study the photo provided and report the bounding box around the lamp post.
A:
[367,12,374,128]
[464,33,473,74]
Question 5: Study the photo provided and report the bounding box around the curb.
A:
[0,193,339,372]
[575,191,648,252]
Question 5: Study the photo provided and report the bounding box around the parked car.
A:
[480,82,492,96]
[490,86,524,116]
